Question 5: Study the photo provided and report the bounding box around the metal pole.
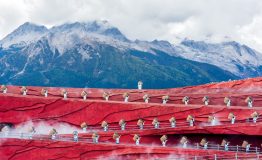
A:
[194,156,197,160]
[236,145,238,152]
[214,154,217,160]
[235,152,238,160]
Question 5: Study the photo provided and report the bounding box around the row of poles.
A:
[79,113,260,133]
[0,113,260,136]
[0,131,260,154]
[0,85,257,107]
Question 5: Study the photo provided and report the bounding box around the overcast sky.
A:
[1,0,262,52]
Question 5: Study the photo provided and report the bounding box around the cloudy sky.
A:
[1,0,262,51]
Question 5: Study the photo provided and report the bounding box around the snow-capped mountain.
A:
[0,22,48,48]
[0,21,260,88]
[177,40,262,77]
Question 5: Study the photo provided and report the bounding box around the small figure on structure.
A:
[103,91,110,101]
[101,121,109,131]
[221,139,230,151]
[242,140,251,152]
[162,95,169,104]
[160,135,168,147]
[138,81,143,90]
[187,115,194,127]
[1,125,11,137]
[200,138,208,149]
[180,136,188,148]
[61,89,68,99]
[251,111,259,123]
[208,115,216,126]
[202,96,209,106]
[28,126,36,134]
[28,126,36,139]
[113,132,121,144]
[169,117,176,128]
[245,96,253,108]
[73,131,78,142]
[119,119,126,131]
[123,92,129,103]
[143,94,150,103]
[182,96,190,105]
[152,118,160,129]
[21,86,28,96]
[137,119,145,130]
[224,97,231,107]
[133,134,141,145]
[80,122,88,132]
[81,91,88,100]
[0,85,7,94]
[49,128,58,140]
[228,112,236,124]
[92,132,99,143]
[41,88,48,97]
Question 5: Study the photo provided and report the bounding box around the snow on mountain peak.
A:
[0,22,48,48]
[0,21,128,51]
[49,20,128,41]
[42,21,128,54]
[17,22,48,32]
[179,39,262,77]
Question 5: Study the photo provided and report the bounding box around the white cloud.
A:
[237,15,262,51]
[1,0,262,52]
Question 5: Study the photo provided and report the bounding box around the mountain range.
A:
[1,21,262,88]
